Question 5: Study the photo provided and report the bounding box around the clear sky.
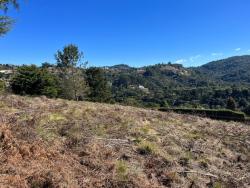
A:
[0,0,250,67]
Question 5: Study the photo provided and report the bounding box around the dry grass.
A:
[0,94,249,187]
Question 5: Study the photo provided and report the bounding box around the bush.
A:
[159,108,246,121]
[115,160,129,181]
[10,65,59,97]
[243,105,250,116]
[226,97,237,111]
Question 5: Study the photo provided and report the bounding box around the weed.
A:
[115,160,129,181]
[214,182,223,188]
[137,140,158,155]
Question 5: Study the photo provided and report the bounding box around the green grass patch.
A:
[115,160,129,181]
[48,113,66,122]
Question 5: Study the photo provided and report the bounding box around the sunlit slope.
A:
[0,95,249,187]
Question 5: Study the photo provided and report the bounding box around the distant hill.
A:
[104,55,250,86]
[102,55,250,109]
[195,55,250,84]
[107,64,133,70]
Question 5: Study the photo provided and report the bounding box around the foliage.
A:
[115,160,129,181]
[55,44,88,101]
[103,56,250,112]
[0,80,5,93]
[0,0,19,36]
[41,62,54,68]
[243,105,250,116]
[2,55,250,114]
[0,0,19,11]
[10,65,59,97]
[226,97,237,111]
[0,16,12,36]
[196,55,250,84]
[159,108,246,121]
[55,44,83,68]
[86,67,112,102]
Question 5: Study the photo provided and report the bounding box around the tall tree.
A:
[0,0,19,36]
[86,67,112,103]
[55,44,88,101]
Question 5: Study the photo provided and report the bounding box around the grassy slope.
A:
[0,95,249,188]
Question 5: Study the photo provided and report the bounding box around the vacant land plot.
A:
[0,95,249,187]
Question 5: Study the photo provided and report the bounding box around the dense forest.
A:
[104,55,250,115]
[0,45,250,116]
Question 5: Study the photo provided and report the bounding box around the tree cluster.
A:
[10,44,112,103]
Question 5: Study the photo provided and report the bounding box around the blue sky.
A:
[0,0,250,67]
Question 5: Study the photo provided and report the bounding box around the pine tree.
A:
[0,0,19,36]
[55,44,88,101]
[86,67,112,103]
[10,65,59,97]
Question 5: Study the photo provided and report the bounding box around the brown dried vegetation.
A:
[0,95,249,187]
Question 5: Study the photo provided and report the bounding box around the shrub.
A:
[10,65,59,97]
[115,160,129,181]
[159,108,246,121]
[226,97,237,111]
[243,105,250,116]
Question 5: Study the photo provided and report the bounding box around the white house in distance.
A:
[0,70,13,75]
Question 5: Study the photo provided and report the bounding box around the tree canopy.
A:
[55,44,88,101]
[0,0,19,36]
[10,65,59,97]
[86,67,112,102]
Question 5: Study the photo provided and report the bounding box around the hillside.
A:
[101,56,250,109]
[0,95,249,187]
[196,55,250,84]
[106,55,250,88]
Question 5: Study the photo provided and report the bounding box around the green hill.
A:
[196,55,250,84]
[103,56,250,110]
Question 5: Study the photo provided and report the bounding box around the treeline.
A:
[8,44,112,103]
[1,44,250,117]
[104,63,250,116]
